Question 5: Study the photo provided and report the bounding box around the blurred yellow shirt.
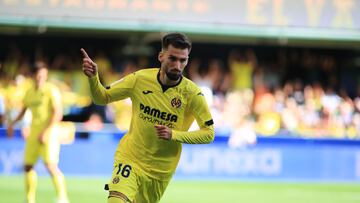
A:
[23,82,62,139]
[231,62,253,90]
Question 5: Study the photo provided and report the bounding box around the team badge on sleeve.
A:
[171,98,182,108]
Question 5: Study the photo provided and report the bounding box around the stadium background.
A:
[0,0,360,202]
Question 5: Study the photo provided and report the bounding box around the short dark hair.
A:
[162,32,192,52]
[31,61,48,74]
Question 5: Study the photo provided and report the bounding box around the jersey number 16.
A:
[116,163,132,178]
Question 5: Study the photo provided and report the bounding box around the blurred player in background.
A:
[0,63,5,127]
[7,62,69,203]
[81,32,215,203]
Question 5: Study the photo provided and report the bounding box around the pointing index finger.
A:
[80,48,90,59]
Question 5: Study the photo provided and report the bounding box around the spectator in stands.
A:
[297,85,321,136]
[228,49,257,91]
[225,91,256,148]
[206,59,230,94]
[3,44,22,79]
[254,92,281,136]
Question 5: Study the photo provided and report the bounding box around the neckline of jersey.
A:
[156,70,183,92]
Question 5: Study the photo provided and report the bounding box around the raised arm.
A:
[81,48,110,105]
[81,48,98,78]
[81,48,136,105]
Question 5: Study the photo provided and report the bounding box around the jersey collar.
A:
[157,70,183,92]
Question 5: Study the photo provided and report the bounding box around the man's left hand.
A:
[154,125,172,140]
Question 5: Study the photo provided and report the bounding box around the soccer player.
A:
[81,32,215,203]
[7,63,69,203]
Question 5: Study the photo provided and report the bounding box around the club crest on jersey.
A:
[112,177,120,184]
[171,97,182,108]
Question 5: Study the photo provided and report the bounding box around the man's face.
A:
[35,67,48,87]
[158,45,189,81]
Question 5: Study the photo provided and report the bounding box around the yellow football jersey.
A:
[89,68,214,180]
[23,82,62,138]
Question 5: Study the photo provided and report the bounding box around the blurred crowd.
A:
[1,42,360,146]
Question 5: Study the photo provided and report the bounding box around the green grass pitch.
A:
[1,175,359,203]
